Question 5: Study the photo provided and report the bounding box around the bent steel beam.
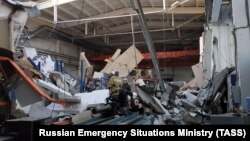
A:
[88,50,199,61]
[0,56,65,105]
[130,0,167,93]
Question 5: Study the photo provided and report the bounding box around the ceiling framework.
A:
[32,0,205,53]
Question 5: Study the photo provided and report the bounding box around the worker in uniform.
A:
[119,78,135,114]
[108,71,123,115]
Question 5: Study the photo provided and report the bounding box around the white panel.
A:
[211,0,222,22]
[15,79,43,107]
[199,33,204,62]
[22,47,38,59]
[202,29,213,87]
[235,28,250,111]
[36,0,77,10]
[232,0,248,28]
[36,79,72,97]
[101,45,143,77]
[192,63,203,88]
[10,10,28,52]
[232,0,250,111]
[236,29,250,76]
[209,22,235,72]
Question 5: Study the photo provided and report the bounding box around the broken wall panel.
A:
[29,102,58,119]
[199,33,204,63]
[191,63,203,89]
[185,78,199,89]
[22,47,38,59]
[136,86,166,114]
[232,0,250,111]
[234,28,250,111]
[10,10,28,52]
[232,0,248,29]
[209,23,235,72]
[202,20,235,88]
[15,79,43,107]
[111,49,121,61]
[202,29,213,88]
[101,45,143,77]
[78,52,93,82]
[211,0,222,22]
[32,55,55,78]
[36,79,72,97]
[74,89,109,105]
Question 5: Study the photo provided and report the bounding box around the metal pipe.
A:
[56,10,164,24]
[106,38,198,46]
[75,14,203,38]
[89,50,199,61]
[130,0,167,93]
[78,27,175,39]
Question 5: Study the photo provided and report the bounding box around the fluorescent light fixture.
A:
[170,1,179,7]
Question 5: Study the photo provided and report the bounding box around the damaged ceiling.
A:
[24,0,205,52]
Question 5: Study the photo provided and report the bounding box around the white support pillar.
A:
[85,22,88,35]
[53,0,57,23]
[172,13,175,27]
[178,28,181,38]
[107,35,109,44]
[163,0,166,11]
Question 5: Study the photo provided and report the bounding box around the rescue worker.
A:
[108,71,123,115]
[119,78,134,114]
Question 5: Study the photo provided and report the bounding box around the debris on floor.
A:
[1,44,248,126]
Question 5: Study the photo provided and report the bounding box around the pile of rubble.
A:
[143,66,245,125]
[4,44,247,125]
[7,45,145,124]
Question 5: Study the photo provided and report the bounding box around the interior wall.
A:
[202,5,235,87]
[209,21,235,73]
[27,38,79,57]
[159,66,194,82]
[232,0,250,111]
[23,19,97,73]
[21,37,94,77]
